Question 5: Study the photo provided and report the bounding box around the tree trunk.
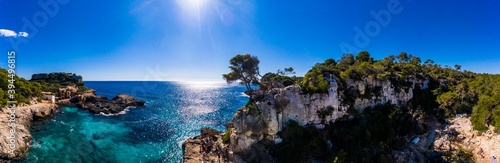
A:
[246,83,253,101]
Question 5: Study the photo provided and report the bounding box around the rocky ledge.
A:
[69,93,145,115]
[183,128,232,163]
[0,102,58,160]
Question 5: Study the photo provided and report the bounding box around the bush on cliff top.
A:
[469,74,500,133]
[0,68,43,106]
[301,67,330,94]
[260,71,301,91]
[222,129,231,144]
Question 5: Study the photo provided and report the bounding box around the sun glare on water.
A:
[177,81,226,90]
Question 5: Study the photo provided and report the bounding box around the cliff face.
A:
[229,77,418,158]
[0,103,58,160]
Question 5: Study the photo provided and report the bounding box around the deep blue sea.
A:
[17,81,248,163]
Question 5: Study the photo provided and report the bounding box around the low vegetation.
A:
[222,129,231,144]
[469,74,500,132]
[260,67,301,91]
[0,69,43,105]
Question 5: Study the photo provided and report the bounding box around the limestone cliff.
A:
[229,76,418,161]
[0,103,58,160]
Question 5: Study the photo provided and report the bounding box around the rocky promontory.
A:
[183,128,232,163]
[0,102,58,160]
[69,93,146,115]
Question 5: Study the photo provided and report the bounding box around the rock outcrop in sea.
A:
[183,128,231,163]
[69,93,146,115]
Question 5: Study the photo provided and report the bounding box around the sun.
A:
[177,0,207,12]
[189,0,206,6]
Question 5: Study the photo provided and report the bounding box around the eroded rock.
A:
[0,103,58,160]
[69,93,145,114]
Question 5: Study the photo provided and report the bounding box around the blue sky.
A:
[1,0,499,81]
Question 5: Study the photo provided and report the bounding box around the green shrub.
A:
[245,100,261,115]
[222,129,231,144]
[301,68,329,94]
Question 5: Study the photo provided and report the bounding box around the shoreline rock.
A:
[69,93,145,115]
[435,117,500,162]
[0,102,58,160]
[183,128,232,163]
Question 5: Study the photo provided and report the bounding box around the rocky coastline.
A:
[0,90,145,161]
[183,128,232,163]
[0,102,58,160]
[69,92,145,115]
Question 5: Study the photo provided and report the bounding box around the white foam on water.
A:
[31,140,42,149]
[97,106,134,116]
[240,92,249,97]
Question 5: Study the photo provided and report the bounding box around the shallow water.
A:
[18,81,248,163]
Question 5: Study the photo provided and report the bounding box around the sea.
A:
[17,81,249,163]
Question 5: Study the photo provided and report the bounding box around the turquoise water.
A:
[18,81,248,163]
